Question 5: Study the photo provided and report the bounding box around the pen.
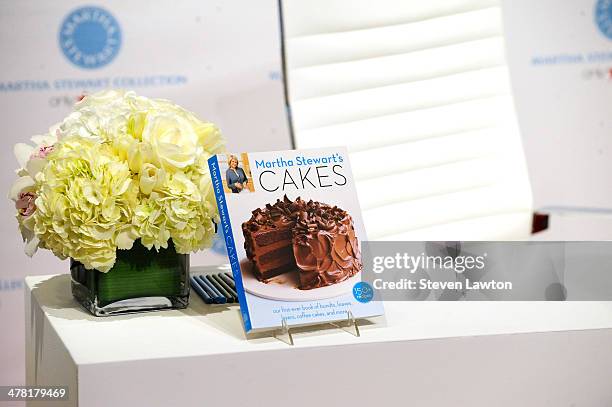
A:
[197,275,226,304]
[211,273,238,302]
[190,276,213,304]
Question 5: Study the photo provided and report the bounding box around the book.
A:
[208,148,384,332]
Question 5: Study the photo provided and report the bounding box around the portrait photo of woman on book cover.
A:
[225,154,250,193]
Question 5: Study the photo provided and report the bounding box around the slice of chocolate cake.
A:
[242,196,362,290]
[242,198,297,280]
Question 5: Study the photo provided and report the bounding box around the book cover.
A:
[208,148,384,332]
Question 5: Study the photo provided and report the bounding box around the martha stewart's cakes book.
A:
[208,148,384,332]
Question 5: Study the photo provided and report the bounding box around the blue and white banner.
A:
[0,0,290,385]
[503,0,612,209]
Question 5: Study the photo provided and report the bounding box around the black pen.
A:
[190,276,213,304]
[211,273,237,302]
[197,275,227,304]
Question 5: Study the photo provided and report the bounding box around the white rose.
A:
[127,141,157,173]
[141,113,202,171]
[147,100,225,155]
[139,163,165,195]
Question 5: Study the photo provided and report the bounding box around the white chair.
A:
[280,0,534,240]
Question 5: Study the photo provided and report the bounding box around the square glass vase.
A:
[71,240,190,316]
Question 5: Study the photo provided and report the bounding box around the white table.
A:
[26,273,612,407]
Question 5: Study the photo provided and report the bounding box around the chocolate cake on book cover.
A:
[242,195,362,290]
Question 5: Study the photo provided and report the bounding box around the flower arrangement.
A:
[9,90,225,272]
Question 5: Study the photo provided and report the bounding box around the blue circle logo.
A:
[59,6,121,69]
[353,282,374,303]
[596,0,612,39]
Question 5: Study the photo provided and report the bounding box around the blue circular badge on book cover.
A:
[59,6,121,69]
[596,0,612,39]
[353,281,374,303]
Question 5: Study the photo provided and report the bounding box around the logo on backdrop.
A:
[595,0,612,39]
[59,6,121,69]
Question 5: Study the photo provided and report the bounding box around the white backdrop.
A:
[0,0,290,387]
[503,0,612,209]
